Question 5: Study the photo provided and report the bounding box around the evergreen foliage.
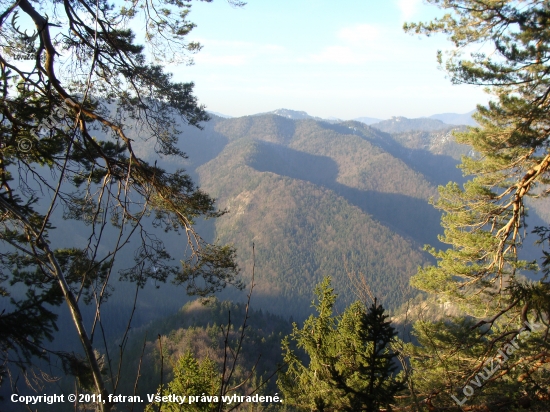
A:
[117,299,290,409]
[146,352,220,412]
[0,0,242,408]
[279,277,404,412]
[401,0,550,408]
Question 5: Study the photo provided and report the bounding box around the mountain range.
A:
[208,108,477,127]
[5,105,545,412]
[10,106,548,363]
[23,105,543,327]
[126,109,488,319]
[429,110,478,126]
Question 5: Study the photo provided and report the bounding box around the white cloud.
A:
[337,24,381,45]
[309,46,371,64]
[305,24,386,65]
[396,0,422,20]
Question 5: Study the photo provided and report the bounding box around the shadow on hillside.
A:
[371,134,465,187]
[248,141,443,247]
[317,121,465,187]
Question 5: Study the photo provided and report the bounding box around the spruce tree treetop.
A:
[279,277,404,412]
[0,0,243,409]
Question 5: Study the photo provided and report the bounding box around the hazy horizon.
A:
[207,107,476,122]
[167,0,490,120]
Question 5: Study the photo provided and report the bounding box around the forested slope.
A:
[30,110,545,324]
[168,115,452,317]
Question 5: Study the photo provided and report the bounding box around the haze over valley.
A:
[117,107,542,320]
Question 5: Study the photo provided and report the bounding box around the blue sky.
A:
[168,0,490,120]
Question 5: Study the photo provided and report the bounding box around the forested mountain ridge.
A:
[124,113,474,318]
[22,109,541,324]
[21,109,543,325]
[370,116,451,133]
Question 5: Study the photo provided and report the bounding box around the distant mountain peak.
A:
[370,116,451,133]
[254,109,341,123]
[429,110,477,126]
[271,108,312,119]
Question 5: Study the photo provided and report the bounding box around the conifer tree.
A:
[402,1,550,409]
[279,277,404,411]
[0,0,243,409]
[146,352,220,412]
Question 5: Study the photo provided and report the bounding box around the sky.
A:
[166,0,490,120]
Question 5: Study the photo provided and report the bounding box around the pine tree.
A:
[0,0,243,409]
[279,277,404,411]
[401,1,550,409]
[355,299,404,411]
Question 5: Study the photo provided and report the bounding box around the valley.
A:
[129,109,474,318]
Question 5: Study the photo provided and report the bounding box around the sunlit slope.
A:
[38,111,550,326]
[172,114,548,316]
[206,116,444,246]
[195,115,444,316]
[198,143,425,316]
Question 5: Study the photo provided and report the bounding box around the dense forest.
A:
[2,0,550,411]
